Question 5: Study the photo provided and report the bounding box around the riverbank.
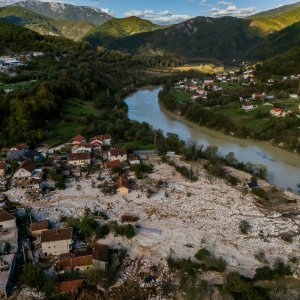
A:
[125,86,300,193]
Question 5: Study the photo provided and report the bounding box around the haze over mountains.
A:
[1,0,300,65]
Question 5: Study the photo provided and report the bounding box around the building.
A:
[242,103,254,111]
[30,220,49,237]
[290,94,298,99]
[89,134,111,146]
[0,254,16,299]
[13,159,35,179]
[0,209,16,230]
[68,153,91,166]
[71,143,92,154]
[115,177,129,195]
[57,278,84,295]
[104,160,121,169]
[69,135,86,145]
[129,155,140,165]
[58,254,93,273]
[270,108,284,117]
[108,149,127,162]
[41,228,73,256]
[0,162,6,177]
[92,243,109,270]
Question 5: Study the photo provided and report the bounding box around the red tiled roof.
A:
[110,148,127,157]
[92,243,108,262]
[115,176,129,189]
[59,255,92,271]
[89,134,111,143]
[105,160,121,168]
[69,135,86,143]
[19,159,35,173]
[30,220,49,232]
[41,228,72,243]
[57,279,84,293]
[0,209,15,222]
[68,153,91,161]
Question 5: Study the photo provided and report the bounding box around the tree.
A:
[239,220,251,235]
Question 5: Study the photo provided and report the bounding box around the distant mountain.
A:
[13,0,111,25]
[249,2,300,34]
[248,20,300,60]
[0,6,94,41]
[85,16,162,46]
[97,16,261,64]
[0,6,60,36]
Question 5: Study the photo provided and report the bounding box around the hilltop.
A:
[85,16,162,46]
[13,0,111,25]
[0,6,94,41]
[249,2,300,34]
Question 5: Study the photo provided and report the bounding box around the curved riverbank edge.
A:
[158,100,300,169]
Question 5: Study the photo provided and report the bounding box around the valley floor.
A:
[6,157,300,279]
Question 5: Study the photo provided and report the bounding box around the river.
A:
[125,86,300,193]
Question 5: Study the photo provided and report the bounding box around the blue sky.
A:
[76,0,299,22]
[3,0,300,23]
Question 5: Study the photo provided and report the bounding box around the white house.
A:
[129,155,140,165]
[41,228,73,256]
[68,153,91,166]
[290,94,298,100]
[242,104,254,111]
[89,134,111,147]
[72,143,92,154]
[108,149,127,162]
[14,159,35,179]
[270,108,284,117]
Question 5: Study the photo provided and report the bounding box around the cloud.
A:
[217,1,233,5]
[208,5,256,17]
[124,9,193,24]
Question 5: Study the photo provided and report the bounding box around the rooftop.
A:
[41,228,72,243]
[0,209,15,223]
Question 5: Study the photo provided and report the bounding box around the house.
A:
[129,155,140,165]
[104,160,121,169]
[0,162,6,177]
[270,108,283,117]
[267,79,275,84]
[68,153,91,166]
[58,254,93,273]
[92,243,109,270]
[69,135,86,145]
[242,103,254,111]
[0,254,16,299]
[290,94,298,100]
[89,134,111,147]
[115,177,129,195]
[0,209,18,249]
[57,278,84,295]
[30,220,49,237]
[252,93,265,100]
[13,159,35,179]
[71,143,92,154]
[41,228,73,256]
[0,209,16,230]
[108,149,127,162]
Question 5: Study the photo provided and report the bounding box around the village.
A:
[174,67,300,118]
[1,130,300,299]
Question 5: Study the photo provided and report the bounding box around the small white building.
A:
[242,104,254,111]
[14,159,35,179]
[108,149,127,162]
[41,228,73,256]
[68,153,91,166]
[290,94,298,100]
[72,143,92,154]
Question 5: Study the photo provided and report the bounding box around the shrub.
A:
[239,220,251,235]
[252,188,269,200]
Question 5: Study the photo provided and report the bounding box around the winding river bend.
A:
[125,86,300,193]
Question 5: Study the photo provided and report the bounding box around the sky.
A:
[1,0,299,24]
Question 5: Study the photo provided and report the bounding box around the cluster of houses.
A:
[0,133,145,196]
[175,77,223,101]
[0,206,111,297]
[0,52,44,77]
[0,209,18,298]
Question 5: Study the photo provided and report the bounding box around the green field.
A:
[0,80,37,91]
[173,90,194,103]
[44,99,100,145]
